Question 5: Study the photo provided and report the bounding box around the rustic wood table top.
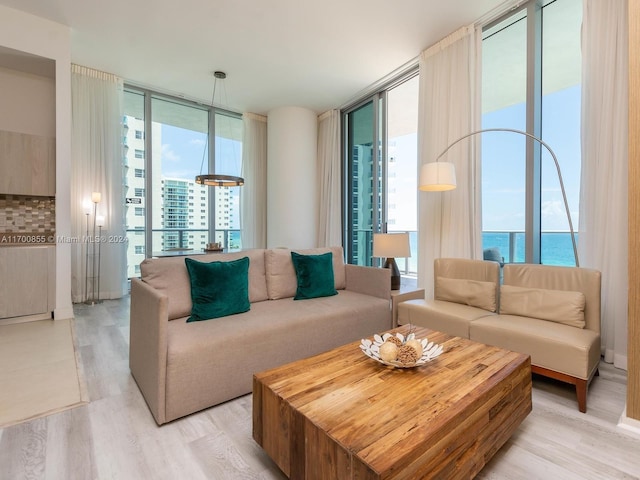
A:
[253,325,532,480]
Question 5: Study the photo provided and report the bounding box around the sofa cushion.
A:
[435,277,497,312]
[163,290,392,422]
[470,315,600,379]
[397,299,495,338]
[500,285,586,328]
[265,247,346,300]
[291,251,338,300]
[184,256,250,322]
[140,249,268,321]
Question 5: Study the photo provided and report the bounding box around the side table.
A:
[391,285,424,327]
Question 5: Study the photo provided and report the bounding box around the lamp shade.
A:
[373,233,411,258]
[419,162,457,191]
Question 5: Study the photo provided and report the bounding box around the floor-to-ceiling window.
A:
[150,96,209,256]
[123,88,243,278]
[343,71,418,274]
[481,0,581,266]
[345,99,378,266]
[386,74,419,275]
[123,90,147,279]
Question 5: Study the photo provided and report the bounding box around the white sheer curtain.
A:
[417,25,482,295]
[71,64,126,302]
[579,0,629,369]
[240,112,268,249]
[317,109,342,247]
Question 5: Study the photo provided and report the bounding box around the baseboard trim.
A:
[0,312,51,326]
[54,306,75,320]
[618,405,640,438]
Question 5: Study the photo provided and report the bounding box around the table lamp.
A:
[373,233,411,290]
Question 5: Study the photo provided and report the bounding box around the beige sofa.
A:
[129,246,392,425]
[398,258,602,413]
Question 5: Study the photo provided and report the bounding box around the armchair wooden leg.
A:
[531,365,591,413]
[575,378,587,413]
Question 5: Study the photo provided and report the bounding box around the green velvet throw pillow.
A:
[185,256,250,322]
[291,251,338,300]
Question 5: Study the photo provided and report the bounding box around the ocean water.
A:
[482,231,578,266]
[396,231,577,275]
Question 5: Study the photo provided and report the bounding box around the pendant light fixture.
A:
[195,71,244,187]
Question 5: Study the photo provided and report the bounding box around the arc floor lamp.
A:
[419,127,579,267]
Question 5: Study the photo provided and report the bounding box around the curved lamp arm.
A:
[422,127,579,267]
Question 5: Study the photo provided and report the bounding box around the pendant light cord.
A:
[198,76,218,177]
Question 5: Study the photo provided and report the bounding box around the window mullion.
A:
[377,92,387,235]
[143,90,153,259]
[525,0,543,264]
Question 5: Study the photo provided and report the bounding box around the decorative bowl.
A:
[360,332,444,368]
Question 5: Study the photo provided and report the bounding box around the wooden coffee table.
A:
[253,326,531,480]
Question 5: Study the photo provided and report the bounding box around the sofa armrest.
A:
[129,278,169,425]
[345,264,391,300]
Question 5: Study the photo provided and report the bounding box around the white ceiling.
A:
[0,0,511,115]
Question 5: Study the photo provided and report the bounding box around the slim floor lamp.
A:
[83,206,90,303]
[419,127,579,267]
[85,192,103,305]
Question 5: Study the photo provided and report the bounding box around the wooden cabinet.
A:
[0,246,55,319]
[0,130,55,196]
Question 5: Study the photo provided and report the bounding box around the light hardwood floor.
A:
[1,296,639,479]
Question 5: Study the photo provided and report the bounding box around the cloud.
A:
[162,144,181,162]
[541,199,565,217]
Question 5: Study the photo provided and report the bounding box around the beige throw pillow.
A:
[499,285,586,328]
[435,277,497,312]
[265,247,346,300]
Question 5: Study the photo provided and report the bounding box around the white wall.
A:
[266,107,318,248]
[0,5,73,320]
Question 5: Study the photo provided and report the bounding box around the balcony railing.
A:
[351,229,577,276]
[125,228,242,253]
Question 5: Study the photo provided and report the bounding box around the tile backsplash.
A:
[0,194,55,233]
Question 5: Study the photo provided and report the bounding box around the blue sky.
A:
[482,85,581,232]
[158,127,242,180]
[388,84,581,234]
[157,126,206,179]
[156,84,580,235]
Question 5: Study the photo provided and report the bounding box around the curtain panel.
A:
[579,0,629,369]
[317,109,342,247]
[240,112,268,249]
[417,25,483,295]
[70,64,126,302]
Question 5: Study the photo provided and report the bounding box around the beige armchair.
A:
[398,259,602,412]
[471,263,601,413]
